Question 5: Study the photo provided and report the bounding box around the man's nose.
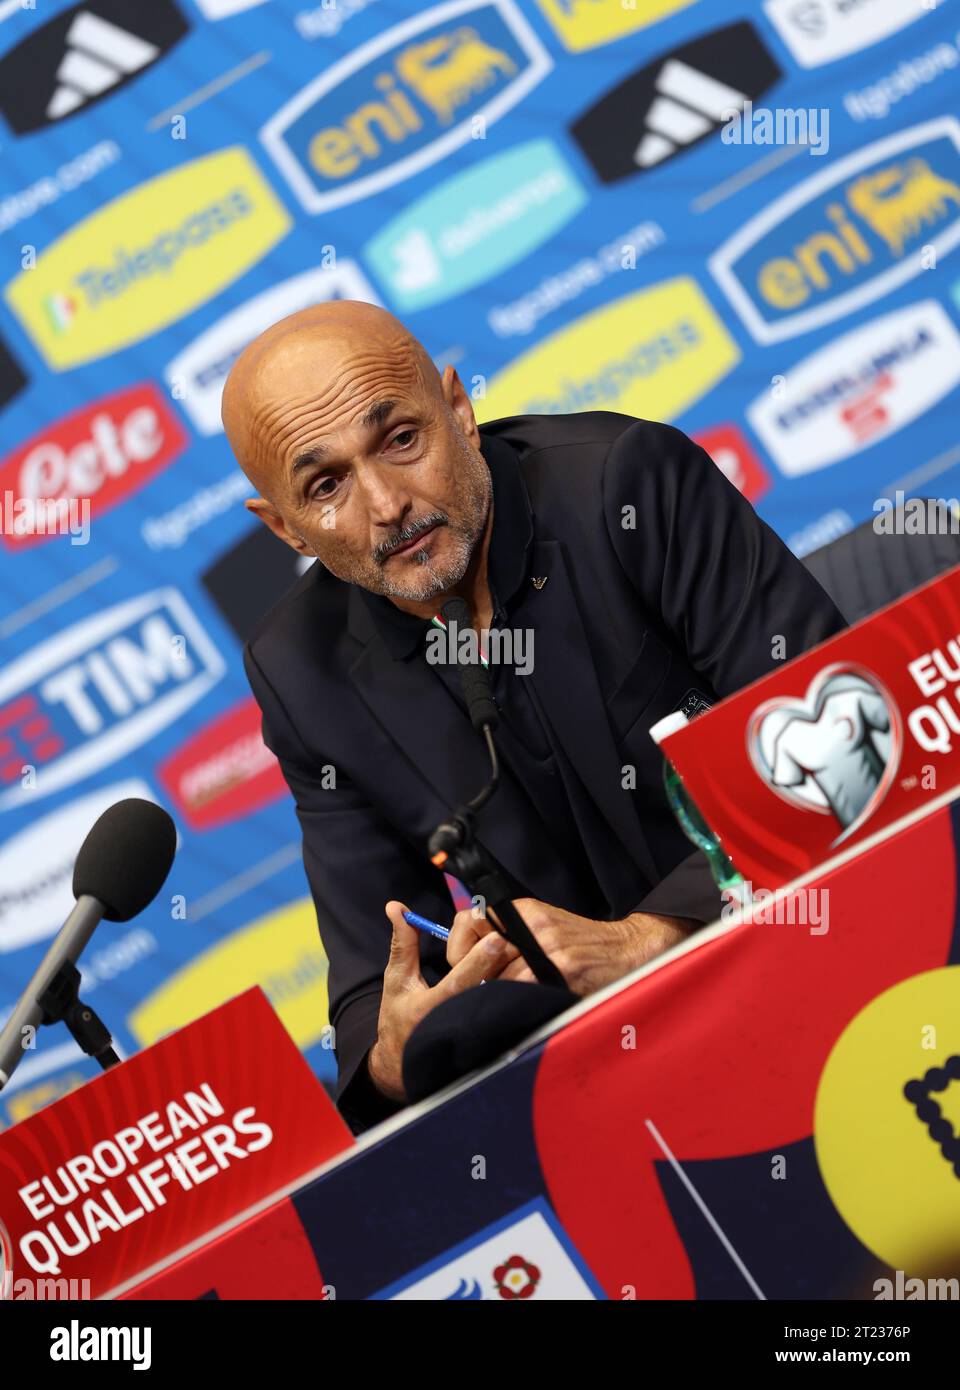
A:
[356,465,411,530]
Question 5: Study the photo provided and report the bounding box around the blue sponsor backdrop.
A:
[1,0,959,1124]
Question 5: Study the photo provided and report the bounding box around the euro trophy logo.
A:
[747,665,902,845]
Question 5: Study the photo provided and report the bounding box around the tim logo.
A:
[260,0,551,213]
[748,665,902,845]
[711,118,960,343]
[0,590,224,812]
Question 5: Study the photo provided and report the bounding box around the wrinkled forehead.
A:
[251,325,426,413]
[241,327,434,488]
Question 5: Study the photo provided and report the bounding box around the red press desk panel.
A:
[117,806,960,1300]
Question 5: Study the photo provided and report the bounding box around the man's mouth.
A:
[386,522,440,558]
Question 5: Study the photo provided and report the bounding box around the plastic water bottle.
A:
[649,711,744,895]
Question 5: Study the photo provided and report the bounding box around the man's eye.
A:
[313,476,339,498]
[392,429,416,448]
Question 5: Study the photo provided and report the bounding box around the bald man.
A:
[222,300,844,1133]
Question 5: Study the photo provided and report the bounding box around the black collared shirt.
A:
[358,437,609,918]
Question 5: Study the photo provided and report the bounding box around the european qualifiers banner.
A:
[658,563,960,890]
[0,989,351,1300]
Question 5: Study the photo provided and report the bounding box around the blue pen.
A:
[402,909,450,942]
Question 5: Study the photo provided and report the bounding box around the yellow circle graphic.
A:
[814,966,960,1274]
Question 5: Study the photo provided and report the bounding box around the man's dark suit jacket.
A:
[243,411,846,1132]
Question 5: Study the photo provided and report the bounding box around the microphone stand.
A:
[36,961,120,1073]
[0,896,120,1090]
[428,601,567,990]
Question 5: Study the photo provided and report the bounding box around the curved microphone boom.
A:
[438,596,501,816]
[440,596,499,734]
[428,598,566,989]
[0,798,176,1090]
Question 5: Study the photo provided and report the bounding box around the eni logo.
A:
[260,0,551,213]
[392,26,518,127]
[711,117,960,343]
[848,157,960,258]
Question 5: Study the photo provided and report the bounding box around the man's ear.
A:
[441,364,480,445]
[244,496,313,554]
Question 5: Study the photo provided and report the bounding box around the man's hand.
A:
[448,897,697,997]
[367,900,510,1103]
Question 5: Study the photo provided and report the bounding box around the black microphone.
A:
[73,797,177,920]
[429,598,566,991]
[439,596,499,732]
[0,798,176,1089]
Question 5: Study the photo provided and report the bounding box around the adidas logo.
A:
[634,60,749,169]
[0,0,187,137]
[570,20,781,185]
[46,11,159,120]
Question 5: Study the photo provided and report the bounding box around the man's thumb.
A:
[384,901,421,975]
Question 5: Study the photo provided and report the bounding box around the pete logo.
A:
[748,665,902,844]
[0,385,186,550]
[710,118,960,343]
[260,0,551,213]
